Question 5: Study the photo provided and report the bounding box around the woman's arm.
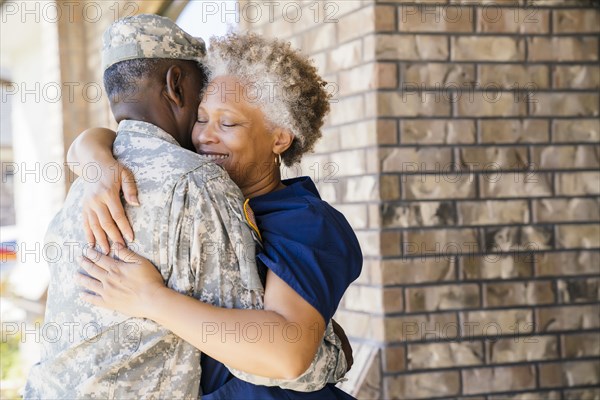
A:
[152,270,325,379]
[78,245,325,380]
[67,128,117,177]
[66,127,137,251]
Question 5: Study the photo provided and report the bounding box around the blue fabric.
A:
[200,177,362,399]
[201,354,233,394]
[249,176,363,322]
[202,375,356,400]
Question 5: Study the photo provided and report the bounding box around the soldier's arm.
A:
[228,320,349,391]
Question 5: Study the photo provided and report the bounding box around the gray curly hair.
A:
[204,32,331,166]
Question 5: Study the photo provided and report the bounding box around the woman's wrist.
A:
[141,285,176,322]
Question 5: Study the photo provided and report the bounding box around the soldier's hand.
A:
[331,319,353,372]
[82,158,138,254]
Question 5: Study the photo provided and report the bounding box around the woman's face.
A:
[191,75,277,187]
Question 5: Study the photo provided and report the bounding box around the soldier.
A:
[24,15,347,399]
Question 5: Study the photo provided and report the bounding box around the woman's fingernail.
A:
[131,197,140,206]
[124,234,133,242]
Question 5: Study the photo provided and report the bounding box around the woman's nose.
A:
[195,123,219,144]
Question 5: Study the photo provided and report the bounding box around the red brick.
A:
[462,365,536,395]
[458,200,529,225]
[553,119,599,143]
[553,65,600,89]
[484,281,555,307]
[487,336,558,363]
[553,9,600,33]
[480,172,552,198]
[534,198,600,223]
[378,257,457,285]
[398,4,473,32]
[378,92,451,117]
[557,224,600,249]
[535,251,600,277]
[401,119,476,144]
[406,284,480,312]
[477,7,549,33]
[461,254,533,280]
[532,145,600,169]
[456,90,527,117]
[404,173,476,200]
[452,36,525,61]
[539,360,600,388]
[537,304,600,332]
[479,64,549,88]
[385,312,458,342]
[382,201,456,228]
[555,172,600,196]
[403,228,480,256]
[530,93,599,117]
[385,370,460,399]
[562,332,600,358]
[480,119,549,144]
[383,345,405,373]
[407,341,484,369]
[528,37,598,62]
[459,146,529,171]
[381,147,453,173]
[401,62,475,88]
[557,277,600,304]
[368,34,449,61]
[461,309,534,337]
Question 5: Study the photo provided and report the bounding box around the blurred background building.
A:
[1,0,599,398]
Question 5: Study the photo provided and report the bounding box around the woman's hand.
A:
[82,158,139,254]
[76,244,166,318]
[66,127,138,253]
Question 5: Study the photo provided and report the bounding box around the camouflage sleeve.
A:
[181,167,264,306]
[228,321,348,392]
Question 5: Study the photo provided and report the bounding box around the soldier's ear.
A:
[164,65,184,107]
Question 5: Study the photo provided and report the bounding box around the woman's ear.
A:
[164,65,184,107]
[272,127,295,155]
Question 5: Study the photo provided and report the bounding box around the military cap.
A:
[101,14,206,71]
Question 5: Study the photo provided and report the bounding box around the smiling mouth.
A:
[200,152,229,161]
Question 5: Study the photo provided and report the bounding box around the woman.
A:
[69,32,362,398]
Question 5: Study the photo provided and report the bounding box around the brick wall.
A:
[240,0,599,398]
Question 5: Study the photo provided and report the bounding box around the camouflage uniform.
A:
[24,15,346,399]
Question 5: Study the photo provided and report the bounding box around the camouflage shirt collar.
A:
[117,120,181,147]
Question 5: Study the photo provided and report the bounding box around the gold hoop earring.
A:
[274,153,282,166]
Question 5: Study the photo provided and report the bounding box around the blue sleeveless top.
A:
[200,177,362,399]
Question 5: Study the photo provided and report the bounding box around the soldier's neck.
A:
[112,103,183,145]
